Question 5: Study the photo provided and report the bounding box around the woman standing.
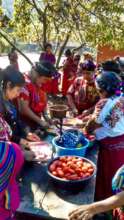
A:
[83,71,124,201]
[39,43,60,95]
[67,60,98,116]
[8,48,19,71]
[62,49,77,96]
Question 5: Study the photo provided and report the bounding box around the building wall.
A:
[97,45,124,63]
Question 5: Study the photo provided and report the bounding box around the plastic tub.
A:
[52,136,89,157]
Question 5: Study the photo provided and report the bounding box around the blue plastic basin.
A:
[52,136,89,157]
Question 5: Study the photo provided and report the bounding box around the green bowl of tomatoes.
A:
[47,156,96,191]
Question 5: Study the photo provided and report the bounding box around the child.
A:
[39,43,60,95]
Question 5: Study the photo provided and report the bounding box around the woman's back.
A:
[94,96,124,140]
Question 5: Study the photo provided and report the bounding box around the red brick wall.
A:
[97,45,124,63]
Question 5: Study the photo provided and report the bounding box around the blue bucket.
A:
[52,136,89,157]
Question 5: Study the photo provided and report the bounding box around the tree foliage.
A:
[1,0,124,63]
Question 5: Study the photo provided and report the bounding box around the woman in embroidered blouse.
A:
[67,60,99,116]
[69,165,124,220]
[0,116,24,220]
[0,69,25,219]
[0,66,40,161]
[18,61,56,131]
[81,71,124,202]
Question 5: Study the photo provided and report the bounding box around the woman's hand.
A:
[78,110,90,119]
[68,205,96,220]
[26,132,41,142]
[19,138,31,149]
[39,120,50,129]
[24,149,35,162]
[72,108,78,117]
[49,118,59,126]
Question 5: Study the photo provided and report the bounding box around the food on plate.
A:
[49,156,94,180]
[63,118,82,127]
[29,141,52,162]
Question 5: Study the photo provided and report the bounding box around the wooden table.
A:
[17,135,99,220]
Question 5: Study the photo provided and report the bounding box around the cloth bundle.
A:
[57,129,85,148]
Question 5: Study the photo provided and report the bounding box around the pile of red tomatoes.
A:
[49,156,94,181]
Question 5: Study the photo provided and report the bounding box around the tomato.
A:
[63,167,70,173]
[76,161,83,168]
[52,171,57,176]
[86,163,93,169]
[88,168,94,174]
[67,156,74,161]
[52,160,61,167]
[56,168,64,178]
[82,167,88,173]
[59,156,67,162]
[78,172,84,178]
[61,162,67,168]
[76,158,83,162]
[64,173,72,179]
[69,164,77,170]
[84,172,90,178]
[49,164,56,172]
[67,161,73,166]
[67,174,78,180]
[88,135,95,141]
[83,162,88,167]
[68,168,75,174]
[75,168,82,175]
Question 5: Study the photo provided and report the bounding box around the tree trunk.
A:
[56,33,71,68]
[54,38,60,56]
[0,31,33,65]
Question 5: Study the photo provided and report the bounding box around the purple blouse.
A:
[40,52,56,65]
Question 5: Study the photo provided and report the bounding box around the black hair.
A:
[65,49,72,57]
[44,43,52,50]
[8,47,16,58]
[34,61,56,78]
[96,71,121,96]
[102,60,121,74]
[80,60,96,72]
[0,66,25,90]
[74,54,81,61]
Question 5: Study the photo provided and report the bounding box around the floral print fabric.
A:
[93,96,124,140]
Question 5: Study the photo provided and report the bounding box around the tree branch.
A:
[0,31,33,65]
[56,31,71,68]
